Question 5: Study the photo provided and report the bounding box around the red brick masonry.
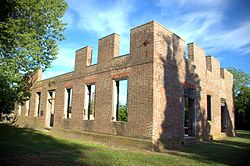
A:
[16,21,235,149]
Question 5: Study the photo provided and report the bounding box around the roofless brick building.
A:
[15,21,235,149]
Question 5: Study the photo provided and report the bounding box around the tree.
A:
[0,0,67,118]
[227,67,250,95]
[118,105,128,122]
[227,67,250,129]
[234,87,250,129]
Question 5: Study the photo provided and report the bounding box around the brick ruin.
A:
[15,21,235,149]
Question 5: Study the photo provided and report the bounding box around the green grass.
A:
[0,124,249,166]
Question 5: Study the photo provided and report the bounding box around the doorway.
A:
[221,99,227,132]
[47,90,56,127]
[183,87,196,137]
[184,97,195,137]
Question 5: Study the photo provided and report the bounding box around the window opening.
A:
[48,90,56,127]
[113,79,128,122]
[36,92,41,116]
[207,95,212,120]
[25,99,30,116]
[65,88,72,118]
[84,84,95,120]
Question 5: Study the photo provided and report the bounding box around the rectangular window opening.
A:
[48,90,56,127]
[119,35,130,57]
[84,84,96,120]
[112,79,128,122]
[91,49,98,65]
[207,95,212,121]
[25,98,30,116]
[65,88,72,119]
[35,92,41,117]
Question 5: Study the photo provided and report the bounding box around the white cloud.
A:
[68,0,133,54]
[44,0,135,79]
[205,22,250,54]
[62,10,74,29]
[239,46,250,54]
[180,0,225,7]
[172,11,223,42]
[71,0,131,35]
[158,0,225,9]
[156,0,250,55]
[156,0,225,42]
[52,47,75,68]
[42,47,75,80]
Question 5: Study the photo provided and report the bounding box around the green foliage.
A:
[118,105,128,122]
[0,0,67,116]
[227,67,250,129]
[235,87,250,129]
[0,76,16,114]
[227,67,250,95]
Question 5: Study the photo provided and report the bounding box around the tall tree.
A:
[234,87,250,129]
[227,67,250,129]
[0,0,67,117]
[227,67,250,95]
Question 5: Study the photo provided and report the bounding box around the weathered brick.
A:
[15,21,235,149]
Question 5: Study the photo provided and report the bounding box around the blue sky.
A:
[43,0,250,79]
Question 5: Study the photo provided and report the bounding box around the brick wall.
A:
[15,21,235,149]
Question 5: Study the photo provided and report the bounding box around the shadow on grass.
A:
[235,130,250,139]
[1,124,250,166]
[0,124,111,166]
[171,130,250,166]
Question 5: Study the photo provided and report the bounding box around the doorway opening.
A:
[183,87,196,137]
[221,99,227,132]
[112,79,128,122]
[84,84,96,120]
[47,90,56,127]
[184,97,195,136]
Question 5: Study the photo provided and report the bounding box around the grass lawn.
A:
[0,124,249,166]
